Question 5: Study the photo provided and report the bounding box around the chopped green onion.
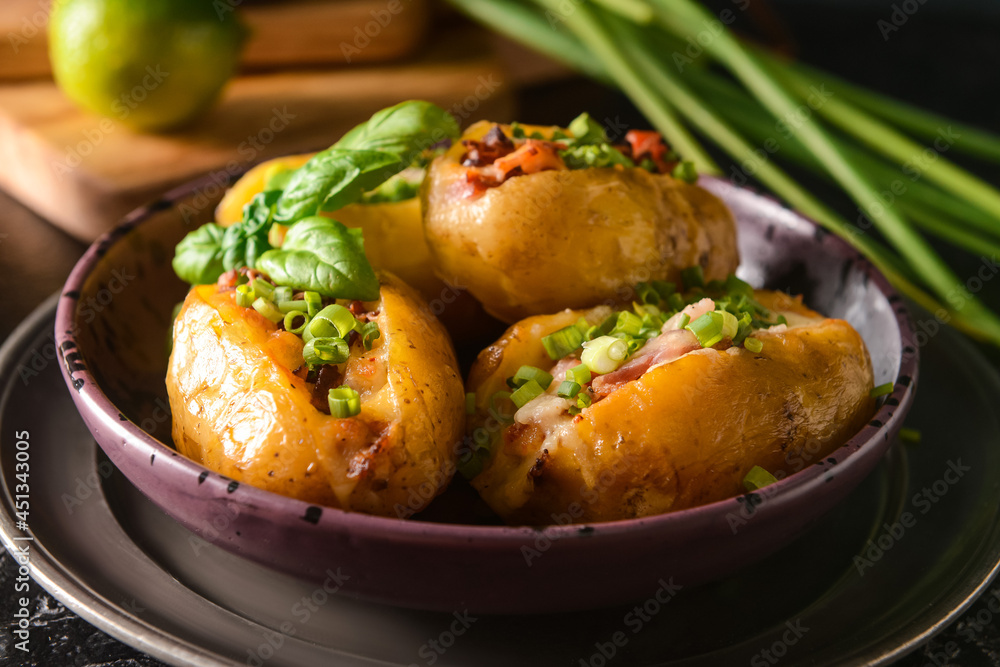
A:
[568,405,582,416]
[250,278,275,301]
[680,266,704,290]
[567,363,592,385]
[666,293,685,312]
[870,382,894,398]
[635,282,660,305]
[576,391,592,409]
[685,312,723,348]
[273,286,293,303]
[358,321,380,350]
[613,311,643,337]
[465,392,476,415]
[328,386,361,418]
[725,274,754,297]
[542,324,585,360]
[557,380,582,398]
[283,311,309,335]
[304,291,323,317]
[733,312,753,345]
[457,445,490,479]
[510,379,545,409]
[744,337,763,353]
[651,280,675,299]
[718,310,739,340]
[309,304,356,339]
[581,335,629,374]
[511,365,554,391]
[278,300,308,313]
[743,465,777,491]
[303,337,350,365]
[235,284,254,308]
[677,313,691,329]
[899,427,921,444]
[671,160,698,183]
[252,297,284,323]
[586,314,618,341]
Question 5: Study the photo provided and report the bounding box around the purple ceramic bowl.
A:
[54,173,917,614]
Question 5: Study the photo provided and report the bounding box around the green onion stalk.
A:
[446,0,1000,347]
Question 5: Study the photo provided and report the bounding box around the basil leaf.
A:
[172,223,226,285]
[275,100,460,222]
[221,190,277,271]
[255,216,379,300]
[274,149,403,223]
[567,112,608,145]
[336,100,460,156]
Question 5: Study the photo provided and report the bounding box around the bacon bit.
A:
[626,130,676,173]
[493,139,566,179]
[528,449,549,478]
[216,269,240,290]
[591,329,700,396]
[461,124,516,167]
[348,300,368,317]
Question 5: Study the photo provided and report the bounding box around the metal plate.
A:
[2,298,1000,666]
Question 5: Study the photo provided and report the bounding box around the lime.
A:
[49,0,246,131]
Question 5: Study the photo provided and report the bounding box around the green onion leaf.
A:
[870,382,894,398]
[680,266,704,290]
[743,465,778,491]
[685,312,722,348]
[576,392,593,409]
[635,282,660,305]
[303,337,350,365]
[511,365,554,391]
[304,291,323,317]
[250,278,275,301]
[283,311,309,335]
[252,297,284,324]
[235,284,254,308]
[328,386,361,418]
[671,160,698,183]
[273,286,293,303]
[613,310,643,337]
[557,380,582,398]
[651,280,675,300]
[542,324,585,360]
[309,304,356,339]
[510,379,545,409]
[744,337,763,353]
[278,299,308,313]
[359,321,381,350]
[567,363,592,385]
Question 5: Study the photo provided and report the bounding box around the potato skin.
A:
[421,121,739,322]
[166,272,465,516]
[467,292,875,525]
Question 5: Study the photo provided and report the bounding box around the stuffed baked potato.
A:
[464,275,875,525]
[167,271,465,516]
[422,119,739,322]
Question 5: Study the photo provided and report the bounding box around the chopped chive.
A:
[557,380,582,398]
[635,282,660,305]
[465,392,476,415]
[725,274,754,297]
[685,312,722,348]
[510,379,545,409]
[576,392,592,409]
[680,266,704,290]
[743,465,777,491]
[511,365,554,391]
[651,280,675,299]
[542,324,585,359]
[567,363,592,385]
[586,314,619,341]
[303,337,350,365]
[250,278,275,301]
[581,335,629,374]
[278,299,308,313]
[328,386,361,418]
[614,310,643,337]
[252,297,284,323]
[718,310,738,340]
[870,382,894,398]
[667,293,685,312]
[310,304,356,339]
[671,160,698,183]
[235,284,254,308]
[304,291,323,317]
[283,310,309,335]
[273,286,293,303]
[358,321,380,350]
[677,313,691,329]
[744,337,763,353]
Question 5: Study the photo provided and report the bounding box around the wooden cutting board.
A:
[0,35,513,240]
[0,0,430,80]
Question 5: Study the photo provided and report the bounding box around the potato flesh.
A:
[166,273,465,516]
[421,121,740,322]
[467,291,876,525]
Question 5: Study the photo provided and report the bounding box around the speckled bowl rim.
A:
[53,171,918,546]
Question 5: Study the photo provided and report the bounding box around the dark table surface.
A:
[3,2,1000,665]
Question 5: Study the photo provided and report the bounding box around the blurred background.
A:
[1,0,999,664]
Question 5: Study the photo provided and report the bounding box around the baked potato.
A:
[421,120,740,322]
[166,271,465,516]
[464,281,875,525]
